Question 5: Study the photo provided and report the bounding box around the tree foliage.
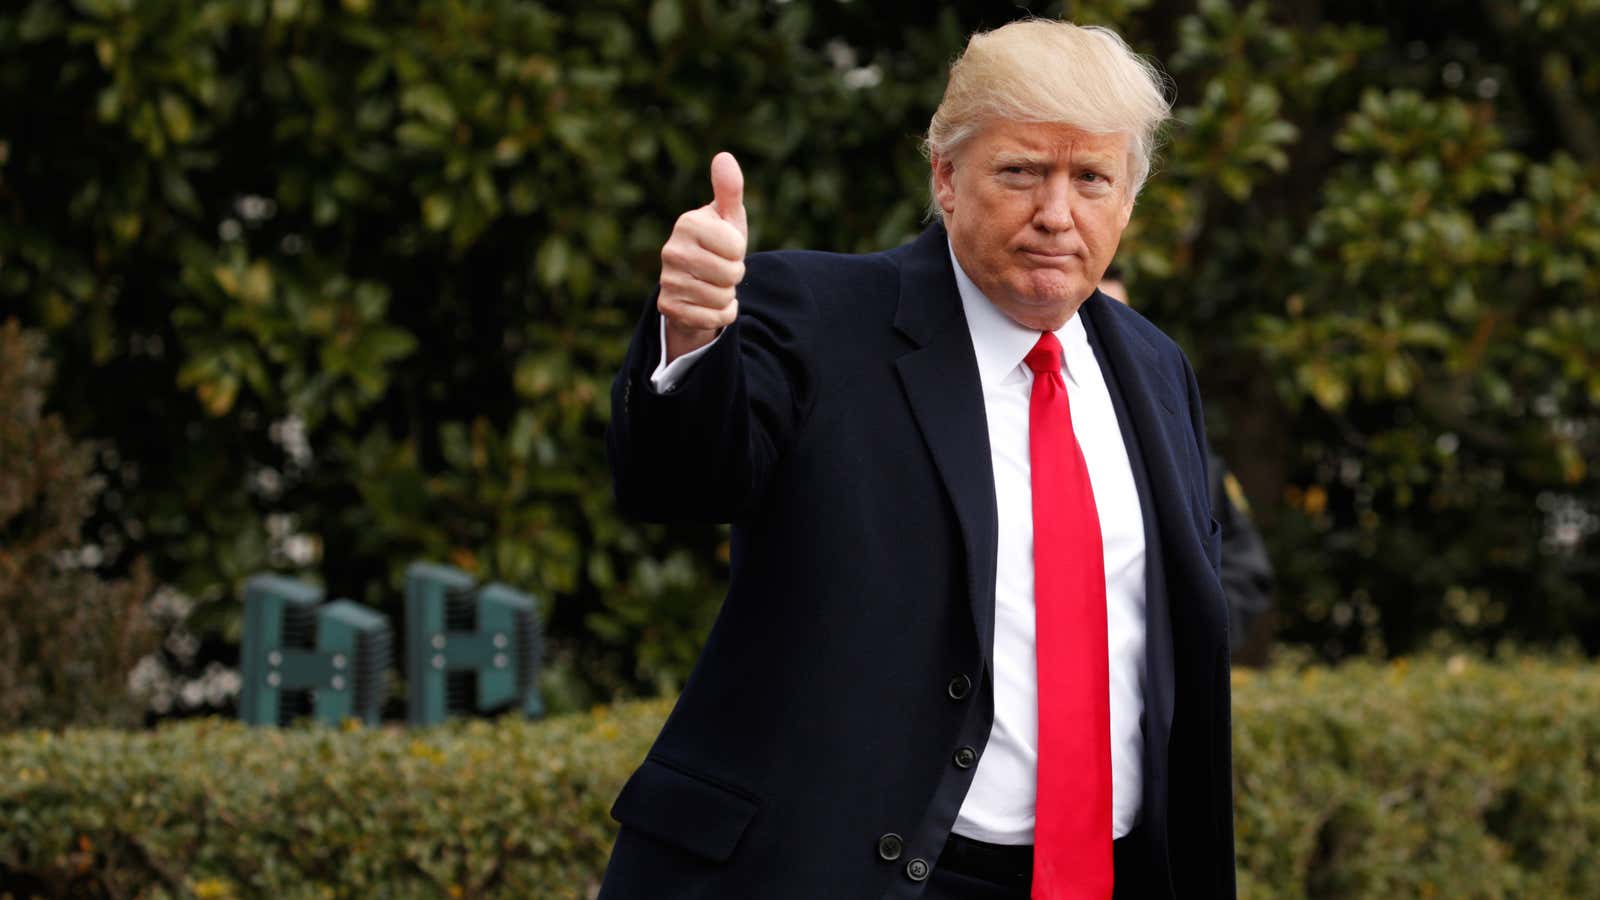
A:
[0,0,1595,711]
[0,320,155,729]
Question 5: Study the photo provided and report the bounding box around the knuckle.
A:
[672,276,706,298]
[670,301,707,324]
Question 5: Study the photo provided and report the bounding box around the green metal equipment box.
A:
[240,574,392,726]
[404,562,544,726]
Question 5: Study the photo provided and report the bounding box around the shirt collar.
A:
[948,240,1090,390]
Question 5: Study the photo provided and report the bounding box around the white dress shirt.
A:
[651,319,718,389]
[946,245,1146,844]
[649,246,1147,843]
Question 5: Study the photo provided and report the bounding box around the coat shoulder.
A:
[746,244,902,298]
[1092,292,1190,368]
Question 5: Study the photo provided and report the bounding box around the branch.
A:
[1479,0,1600,163]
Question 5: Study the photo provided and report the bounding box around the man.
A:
[1098,269,1276,661]
[602,19,1235,900]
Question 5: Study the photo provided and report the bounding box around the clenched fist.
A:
[658,152,747,362]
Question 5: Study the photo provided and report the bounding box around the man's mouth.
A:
[1019,248,1079,261]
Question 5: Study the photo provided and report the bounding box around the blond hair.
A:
[925,20,1172,211]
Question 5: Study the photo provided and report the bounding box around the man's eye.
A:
[1080,171,1102,182]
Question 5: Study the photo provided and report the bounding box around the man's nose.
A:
[1033,174,1076,232]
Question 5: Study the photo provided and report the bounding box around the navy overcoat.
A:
[601,223,1236,899]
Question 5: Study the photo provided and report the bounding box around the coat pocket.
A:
[610,756,760,863]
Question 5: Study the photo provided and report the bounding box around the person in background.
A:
[1098,266,1274,661]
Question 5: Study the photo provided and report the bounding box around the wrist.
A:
[664,321,720,363]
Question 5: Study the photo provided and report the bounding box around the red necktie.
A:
[1025,331,1113,899]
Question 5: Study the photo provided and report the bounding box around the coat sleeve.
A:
[1178,351,1222,577]
[1177,349,1239,898]
[606,252,817,523]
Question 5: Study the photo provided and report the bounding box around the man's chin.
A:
[1011,274,1087,308]
[995,287,1089,331]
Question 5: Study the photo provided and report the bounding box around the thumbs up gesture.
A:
[658,152,748,362]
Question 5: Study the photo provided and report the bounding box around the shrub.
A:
[0,320,156,730]
[0,658,1595,898]
[1232,657,1600,898]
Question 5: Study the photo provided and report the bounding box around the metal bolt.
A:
[493,634,508,649]
[432,654,445,670]
[268,651,282,666]
[431,634,446,649]
[493,654,508,669]
[266,672,281,687]
[330,676,346,691]
[332,654,347,669]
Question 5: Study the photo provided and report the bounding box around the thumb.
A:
[710,151,747,238]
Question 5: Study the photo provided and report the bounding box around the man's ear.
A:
[931,153,958,215]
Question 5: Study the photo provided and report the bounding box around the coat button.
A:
[954,746,978,769]
[905,858,930,882]
[947,674,971,700]
[876,833,903,861]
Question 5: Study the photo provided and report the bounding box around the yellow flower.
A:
[193,878,237,899]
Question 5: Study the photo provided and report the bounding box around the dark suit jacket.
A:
[601,223,1236,899]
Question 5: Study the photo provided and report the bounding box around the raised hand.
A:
[658,152,747,362]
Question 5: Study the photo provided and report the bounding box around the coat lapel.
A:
[1081,296,1188,516]
[1081,295,1179,768]
[892,226,1000,666]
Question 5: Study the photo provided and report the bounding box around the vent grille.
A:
[282,603,316,649]
[278,688,313,723]
[445,589,476,631]
[515,609,538,695]
[446,670,476,714]
[354,626,392,717]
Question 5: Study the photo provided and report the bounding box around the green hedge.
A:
[2,658,1596,898]
[1232,658,1600,898]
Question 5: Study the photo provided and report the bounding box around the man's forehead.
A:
[980,120,1129,160]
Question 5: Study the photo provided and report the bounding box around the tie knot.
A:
[1024,332,1063,376]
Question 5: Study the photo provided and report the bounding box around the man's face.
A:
[933,120,1135,331]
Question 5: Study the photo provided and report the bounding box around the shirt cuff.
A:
[650,317,723,393]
